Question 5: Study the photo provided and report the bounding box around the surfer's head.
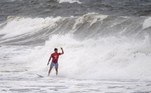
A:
[54,48,58,52]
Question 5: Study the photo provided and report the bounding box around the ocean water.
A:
[1,0,151,93]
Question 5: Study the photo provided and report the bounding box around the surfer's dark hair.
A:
[54,48,58,51]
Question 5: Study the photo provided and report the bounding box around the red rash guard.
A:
[51,53,61,63]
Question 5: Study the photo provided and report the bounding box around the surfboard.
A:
[36,74,44,78]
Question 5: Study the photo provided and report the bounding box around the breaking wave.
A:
[0,13,151,80]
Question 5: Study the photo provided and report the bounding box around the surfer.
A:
[47,47,64,76]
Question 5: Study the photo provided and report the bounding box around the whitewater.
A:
[1,0,151,93]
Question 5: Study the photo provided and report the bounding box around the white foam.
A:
[1,15,151,80]
[0,17,62,39]
[22,34,151,80]
[72,13,108,33]
[143,17,151,29]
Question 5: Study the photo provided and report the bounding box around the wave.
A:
[0,13,151,80]
[0,13,151,45]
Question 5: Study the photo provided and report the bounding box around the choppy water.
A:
[1,0,151,22]
[1,0,151,93]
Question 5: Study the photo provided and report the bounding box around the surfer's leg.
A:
[55,68,58,75]
[48,67,52,76]
[55,63,58,75]
[48,63,53,76]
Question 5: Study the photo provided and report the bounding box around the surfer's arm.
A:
[60,47,64,55]
[47,56,51,65]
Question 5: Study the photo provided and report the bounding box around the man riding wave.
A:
[47,48,64,76]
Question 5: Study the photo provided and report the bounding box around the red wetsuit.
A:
[51,53,61,63]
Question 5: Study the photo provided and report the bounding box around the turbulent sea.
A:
[1,0,151,93]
